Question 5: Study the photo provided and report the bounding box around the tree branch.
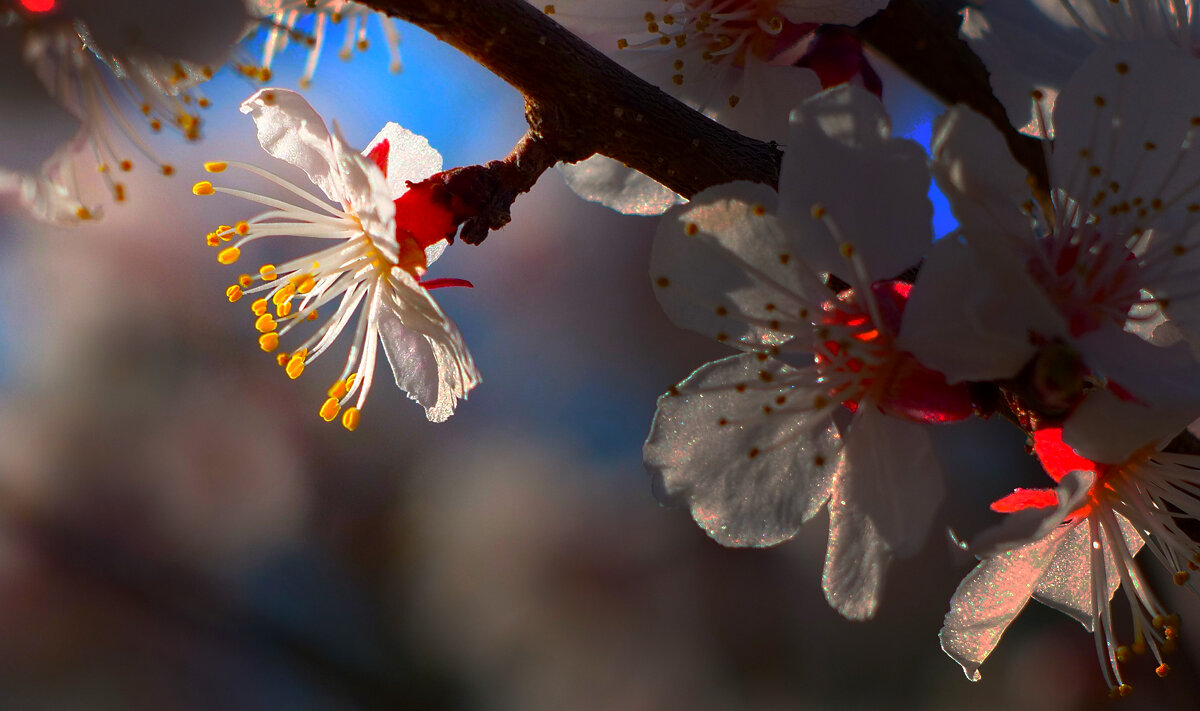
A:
[367,0,783,202]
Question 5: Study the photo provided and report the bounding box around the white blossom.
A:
[899,41,1200,441]
[645,86,968,619]
[942,409,1200,694]
[194,88,479,427]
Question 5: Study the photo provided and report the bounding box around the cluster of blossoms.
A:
[622,0,1200,696]
[5,0,1200,698]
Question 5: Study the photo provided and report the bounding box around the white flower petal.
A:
[842,404,944,556]
[940,525,1068,681]
[240,88,343,203]
[1074,322,1200,407]
[822,482,892,620]
[330,120,395,243]
[376,269,480,423]
[779,85,933,282]
[970,470,1095,557]
[778,0,888,25]
[364,122,443,197]
[930,106,1036,241]
[1062,388,1196,464]
[721,61,821,142]
[1031,514,1142,631]
[644,355,841,548]
[558,155,684,216]
[1052,41,1200,231]
[897,233,1068,382]
[651,181,825,350]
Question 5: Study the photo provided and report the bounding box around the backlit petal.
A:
[240,88,342,203]
[940,526,1067,681]
[780,85,932,283]
[843,404,943,556]
[645,355,841,547]
[651,182,825,351]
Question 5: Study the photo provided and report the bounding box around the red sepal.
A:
[990,488,1060,513]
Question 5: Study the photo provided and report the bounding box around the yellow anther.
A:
[251,298,269,316]
[120,160,133,171]
[294,274,316,294]
[238,274,253,288]
[319,397,341,421]
[150,119,163,132]
[543,3,554,12]
[285,354,305,379]
[198,97,211,108]
[234,221,250,236]
[276,301,292,317]
[811,203,826,219]
[617,38,629,49]
[206,233,220,247]
[276,353,289,366]
[225,285,243,302]
[272,285,295,306]
[345,373,358,390]
[259,264,277,281]
[192,181,215,196]
[258,332,280,352]
[1174,570,1190,585]
[840,243,856,258]
[1156,663,1170,677]
[161,164,175,176]
[254,313,277,333]
[113,184,126,202]
[217,246,241,264]
[356,38,369,51]
[75,207,92,220]
[1118,684,1132,697]
[341,407,361,431]
[328,380,349,399]
[306,310,319,321]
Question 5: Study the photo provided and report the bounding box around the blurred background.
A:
[0,14,1196,711]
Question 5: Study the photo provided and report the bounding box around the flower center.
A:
[1029,223,1144,337]
[815,281,972,423]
